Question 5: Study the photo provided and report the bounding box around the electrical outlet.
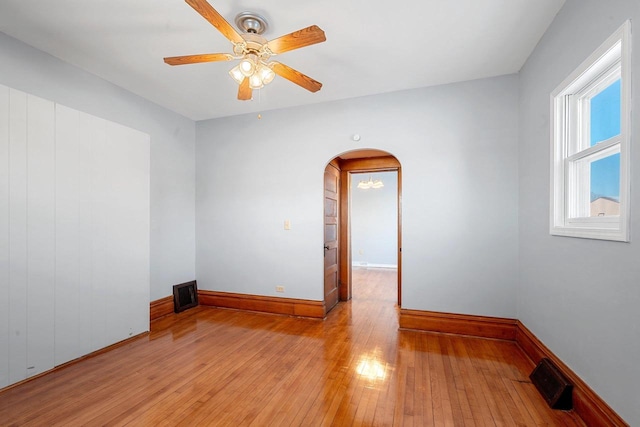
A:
[284,219,291,230]
[276,286,285,293]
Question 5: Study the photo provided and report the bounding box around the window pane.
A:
[590,79,620,146]
[590,153,620,216]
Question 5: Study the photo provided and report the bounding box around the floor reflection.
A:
[356,349,387,382]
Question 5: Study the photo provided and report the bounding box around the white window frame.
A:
[550,21,631,242]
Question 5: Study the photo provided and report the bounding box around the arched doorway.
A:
[323,149,402,314]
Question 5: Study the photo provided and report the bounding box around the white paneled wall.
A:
[0,86,150,389]
[0,85,9,387]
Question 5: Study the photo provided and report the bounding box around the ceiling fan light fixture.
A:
[258,62,275,85]
[249,73,264,89]
[239,54,258,77]
[229,64,245,84]
[229,59,274,89]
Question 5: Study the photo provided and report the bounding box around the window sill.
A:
[550,225,629,242]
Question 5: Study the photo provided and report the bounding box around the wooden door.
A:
[324,163,340,313]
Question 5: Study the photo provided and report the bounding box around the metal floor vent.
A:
[173,280,198,313]
[529,358,573,410]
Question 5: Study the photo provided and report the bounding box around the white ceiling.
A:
[0,0,564,121]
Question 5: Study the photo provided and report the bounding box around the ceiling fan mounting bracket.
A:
[235,12,268,35]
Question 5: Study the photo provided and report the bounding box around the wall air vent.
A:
[529,358,573,410]
[173,280,198,313]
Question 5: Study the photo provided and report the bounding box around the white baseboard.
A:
[352,262,397,269]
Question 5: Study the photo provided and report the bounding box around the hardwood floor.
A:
[0,268,585,426]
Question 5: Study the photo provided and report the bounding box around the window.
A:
[550,21,631,241]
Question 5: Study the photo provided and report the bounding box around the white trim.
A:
[352,262,398,269]
[550,20,631,242]
[566,134,619,161]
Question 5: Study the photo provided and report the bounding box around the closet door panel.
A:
[0,86,9,388]
[25,94,55,377]
[8,89,28,383]
[125,128,150,334]
[104,123,150,342]
[76,111,95,357]
[54,105,81,366]
[88,116,109,353]
[101,122,123,345]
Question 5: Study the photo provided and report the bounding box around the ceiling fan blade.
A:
[164,53,233,66]
[185,0,244,44]
[267,25,326,55]
[271,62,322,93]
[238,78,252,100]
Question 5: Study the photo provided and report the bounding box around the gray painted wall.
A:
[518,0,640,424]
[0,32,196,301]
[351,171,398,267]
[196,74,519,317]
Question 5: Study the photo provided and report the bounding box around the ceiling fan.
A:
[164,0,326,101]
